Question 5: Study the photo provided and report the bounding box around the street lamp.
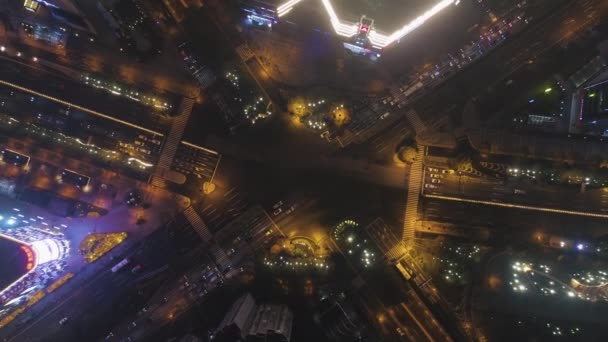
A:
[202,155,222,194]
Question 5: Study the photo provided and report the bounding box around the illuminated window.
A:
[23,0,40,12]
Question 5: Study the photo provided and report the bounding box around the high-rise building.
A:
[215,293,293,342]
[216,293,257,334]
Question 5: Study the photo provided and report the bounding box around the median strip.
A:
[424,194,608,219]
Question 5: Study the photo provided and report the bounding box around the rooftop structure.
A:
[0,237,30,293]
[241,0,461,49]
[1,0,96,46]
[0,222,70,312]
[247,304,293,341]
[568,56,608,135]
[217,292,257,333]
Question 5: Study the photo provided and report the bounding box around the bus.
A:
[111,258,130,272]
[395,259,414,280]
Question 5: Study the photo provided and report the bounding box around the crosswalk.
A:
[365,218,405,260]
[153,97,194,184]
[150,176,166,188]
[209,244,231,270]
[403,145,425,241]
[337,107,401,147]
[385,242,407,260]
[404,109,427,135]
[183,206,213,243]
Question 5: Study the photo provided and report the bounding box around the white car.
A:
[431,179,441,184]
[59,317,69,325]
[424,184,437,189]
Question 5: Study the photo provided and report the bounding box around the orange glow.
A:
[21,245,35,270]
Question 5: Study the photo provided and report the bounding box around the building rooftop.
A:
[0,236,29,293]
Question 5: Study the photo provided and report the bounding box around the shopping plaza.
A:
[0,209,70,317]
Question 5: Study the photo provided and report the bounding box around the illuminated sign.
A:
[274,0,459,48]
[20,245,35,271]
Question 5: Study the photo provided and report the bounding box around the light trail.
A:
[127,157,154,168]
[180,141,219,155]
[425,194,608,219]
[0,79,164,136]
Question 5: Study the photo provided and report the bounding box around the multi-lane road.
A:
[422,165,608,216]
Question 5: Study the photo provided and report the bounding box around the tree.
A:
[330,105,351,128]
[453,155,473,173]
[288,96,309,117]
[399,146,417,163]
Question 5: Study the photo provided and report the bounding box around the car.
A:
[131,321,137,328]
[424,184,437,189]
[396,327,405,336]
[430,174,442,178]
[284,205,297,215]
[59,317,69,325]
[272,201,283,209]
[380,112,390,120]
[131,264,143,274]
[428,167,439,172]
[431,179,441,184]
[105,332,114,340]
[273,208,282,216]
[441,169,454,174]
